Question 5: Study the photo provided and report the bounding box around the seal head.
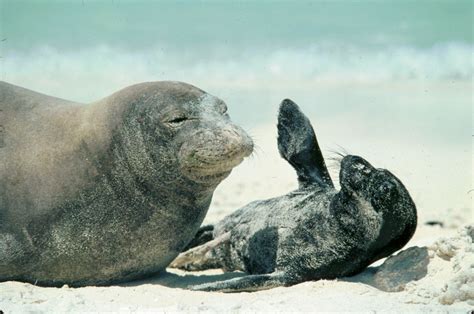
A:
[99,81,253,191]
[339,155,417,261]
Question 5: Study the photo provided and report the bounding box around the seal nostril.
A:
[342,155,374,175]
[352,163,366,170]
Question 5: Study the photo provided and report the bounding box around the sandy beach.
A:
[1,226,472,312]
[1,124,472,313]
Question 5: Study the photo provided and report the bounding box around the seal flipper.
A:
[171,232,230,271]
[183,224,215,251]
[190,272,290,292]
[277,99,333,188]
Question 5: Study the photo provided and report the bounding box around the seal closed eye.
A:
[172,99,418,292]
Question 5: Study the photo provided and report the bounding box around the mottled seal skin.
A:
[0,80,253,286]
[172,99,417,292]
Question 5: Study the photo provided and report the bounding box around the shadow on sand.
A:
[119,270,246,289]
[119,247,429,292]
[343,246,429,292]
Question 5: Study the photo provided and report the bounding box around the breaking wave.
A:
[1,42,471,102]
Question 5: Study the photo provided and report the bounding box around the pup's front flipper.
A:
[190,272,290,293]
[171,232,230,271]
[183,224,215,251]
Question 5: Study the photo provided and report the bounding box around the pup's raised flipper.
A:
[190,271,290,293]
[277,99,333,189]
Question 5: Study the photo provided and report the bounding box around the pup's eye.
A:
[380,182,397,195]
[380,183,390,193]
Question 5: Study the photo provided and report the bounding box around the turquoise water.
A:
[1,1,472,50]
[0,1,472,215]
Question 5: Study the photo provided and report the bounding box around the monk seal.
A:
[172,99,418,292]
[0,80,253,286]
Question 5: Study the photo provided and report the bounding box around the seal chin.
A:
[184,169,233,185]
[181,155,247,185]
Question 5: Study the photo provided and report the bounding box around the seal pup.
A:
[172,99,417,292]
[0,81,253,286]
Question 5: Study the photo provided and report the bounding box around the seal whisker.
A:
[248,143,263,160]
[335,144,351,156]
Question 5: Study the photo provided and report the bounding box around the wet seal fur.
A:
[0,81,253,286]
[172,99,417,292]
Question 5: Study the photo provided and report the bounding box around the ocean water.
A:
[0,1,472,218]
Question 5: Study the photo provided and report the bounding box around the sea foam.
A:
[1,42,471,103]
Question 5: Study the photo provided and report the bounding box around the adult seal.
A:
[0,80,253,286]
[172,99,418,292]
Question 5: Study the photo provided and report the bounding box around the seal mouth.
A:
[178,124,253,185]
[184,169,233,184]
[181,154,247,184]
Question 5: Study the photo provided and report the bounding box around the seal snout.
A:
[339,155,375,193]
[179,124,253,183]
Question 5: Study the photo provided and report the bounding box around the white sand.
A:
[1,125,472,313]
